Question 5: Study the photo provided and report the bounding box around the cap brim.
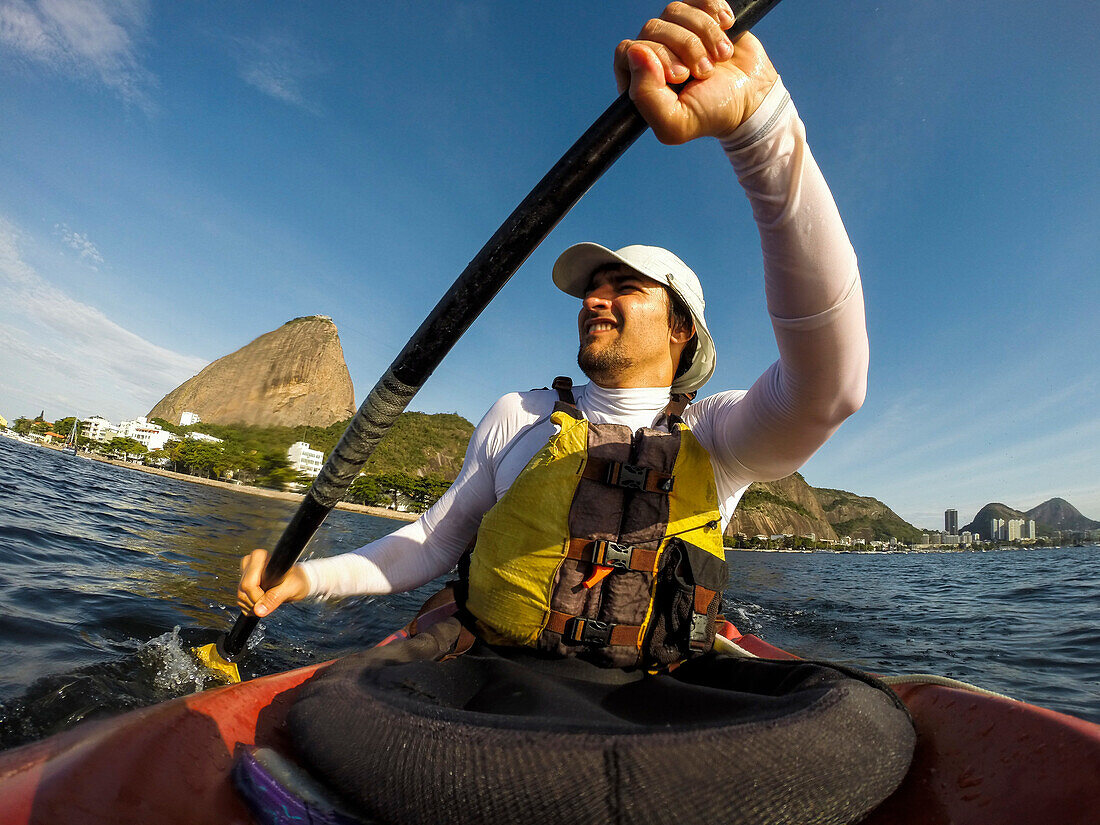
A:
[552,243,672,298]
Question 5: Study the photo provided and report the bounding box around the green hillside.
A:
[812,487,924,543]
[151,411,474,480]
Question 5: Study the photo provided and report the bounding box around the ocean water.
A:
[0,435,1097,751]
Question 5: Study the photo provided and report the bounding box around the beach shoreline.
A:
[51,442,419,523]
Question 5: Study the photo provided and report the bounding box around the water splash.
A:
[142,627,230,695]
[0,626,236,751]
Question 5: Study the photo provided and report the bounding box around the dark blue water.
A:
[1,435,1097,751]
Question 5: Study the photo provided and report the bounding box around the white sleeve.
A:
[298,395,518,599]
[692,78,869,482]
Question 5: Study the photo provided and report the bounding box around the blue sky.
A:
[0,0,1096,530]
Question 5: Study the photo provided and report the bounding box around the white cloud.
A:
[0,0,154,109]
[233,33,325,113]
[0,217,208,421]
[54,222,104,268]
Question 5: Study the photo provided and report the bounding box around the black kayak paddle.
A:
[195,0,784,683]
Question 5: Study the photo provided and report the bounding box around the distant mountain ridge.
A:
[1026,498,1100,532]
[961,498,1100,537]
[145,320,1093,540]
[732,485,1096,545]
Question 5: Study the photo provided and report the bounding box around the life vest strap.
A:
[581,458,674,494]
[550,376,694,431]
[565,537,660,573]
[662,392,694,422]
[552,376,577,406]
[547,610,642,648]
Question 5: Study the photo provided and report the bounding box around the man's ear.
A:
[670,322,695,346]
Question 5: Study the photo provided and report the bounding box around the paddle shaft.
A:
[222,0,784,658]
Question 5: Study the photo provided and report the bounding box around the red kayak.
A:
[1,611,1097,825]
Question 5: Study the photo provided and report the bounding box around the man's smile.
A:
[582,314,619,337]
[585,320,617,334]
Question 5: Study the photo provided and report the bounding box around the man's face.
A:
[577,265,687,388]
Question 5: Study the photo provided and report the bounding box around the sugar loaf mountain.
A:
[147,316,473,480]
[148,316,1095,543]
[149,316,356,428]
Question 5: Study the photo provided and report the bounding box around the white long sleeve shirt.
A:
[301,79,867,599]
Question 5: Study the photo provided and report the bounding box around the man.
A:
[238,0,867,642]
[231,6,913,822]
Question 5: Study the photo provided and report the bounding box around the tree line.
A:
[8,413,456,510]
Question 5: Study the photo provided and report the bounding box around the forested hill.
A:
[726,473,838,541]
[812,486,924,543]
[153,411,475,480]
[356,412,474,478]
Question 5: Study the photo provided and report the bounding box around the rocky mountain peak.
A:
[148,316,356,428]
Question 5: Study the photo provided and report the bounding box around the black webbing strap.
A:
[658,391,696,427]
[552,375,576,406]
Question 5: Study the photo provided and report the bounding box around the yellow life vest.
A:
[464,378,727,668]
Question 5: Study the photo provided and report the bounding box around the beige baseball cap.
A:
[552,243,716,394]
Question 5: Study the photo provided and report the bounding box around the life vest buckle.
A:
[593,540,634,569]
[689,613,710,650]
[563,617,613,646]
[611,462,649,490]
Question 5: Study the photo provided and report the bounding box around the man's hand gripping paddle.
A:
[194,0,784,683]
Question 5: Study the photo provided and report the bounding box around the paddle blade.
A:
[194,642,242,684]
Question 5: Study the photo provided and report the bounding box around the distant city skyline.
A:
[1,1,1096,528]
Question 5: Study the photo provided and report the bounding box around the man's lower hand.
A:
[237,548,310,617]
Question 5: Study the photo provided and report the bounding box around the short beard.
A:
[578,341,631,385]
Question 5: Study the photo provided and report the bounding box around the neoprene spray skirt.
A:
[288,617,916,825]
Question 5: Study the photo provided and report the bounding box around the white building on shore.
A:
[81,415,117,442]
[118,417,172,451]
[288,442,324,477]
[989,518,1037,541]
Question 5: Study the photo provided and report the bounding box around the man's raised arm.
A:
[619,0,868,481]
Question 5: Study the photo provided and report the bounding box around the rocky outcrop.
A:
[726,472,924,543]
[727,473,838,540]
[148,316,356,428]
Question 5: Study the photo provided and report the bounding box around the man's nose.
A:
[583,289,614,310]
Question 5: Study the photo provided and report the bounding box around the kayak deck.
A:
[1,626,1098,824]
[0,662,327,825]
[725,627,1100,825]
